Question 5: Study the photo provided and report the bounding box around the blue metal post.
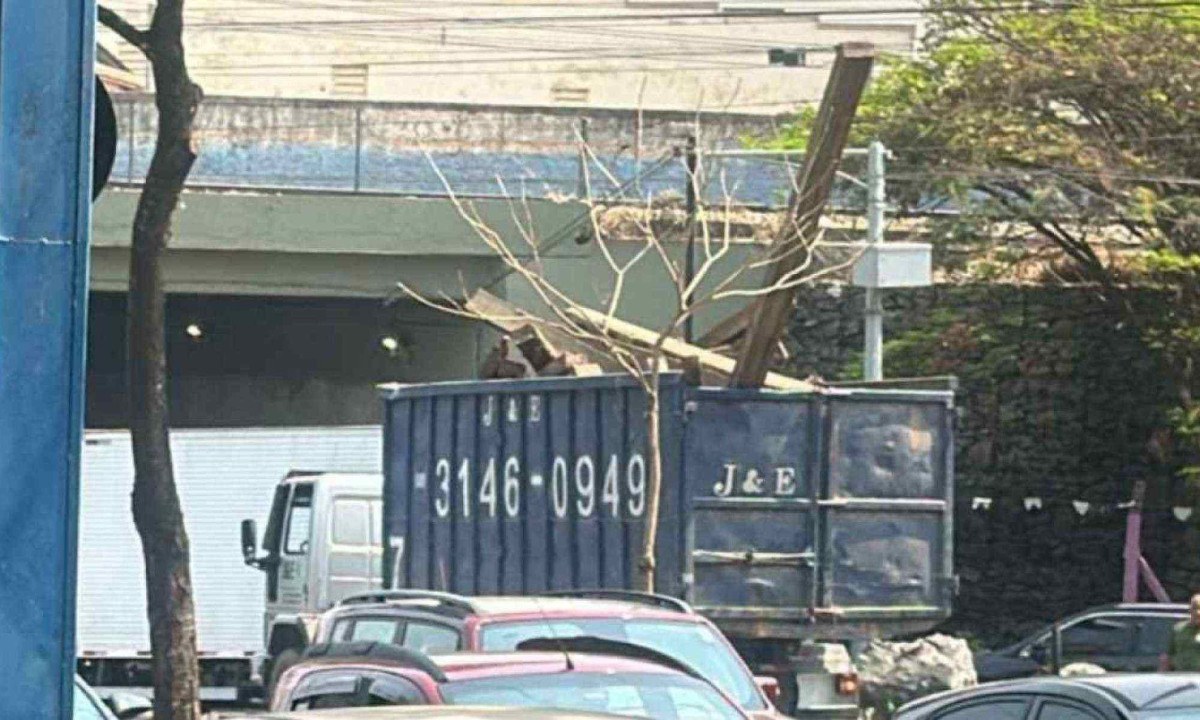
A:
[0,1,96,718]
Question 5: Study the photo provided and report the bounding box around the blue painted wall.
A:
[0,1,95,717]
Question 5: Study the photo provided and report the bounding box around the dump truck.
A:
[244,373,954,713]
[377,372,956,715]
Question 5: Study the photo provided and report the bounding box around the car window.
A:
[1061,616,1135,656]
[345,618,403,643]
[937,699,1028,720]
[1136,616,1181,655]
[403,621,459,653]
[480,618,765,710]
[73,683,112,720]
[1037,701,1105,720]
[441,670,745,720]
[287,669,424,710]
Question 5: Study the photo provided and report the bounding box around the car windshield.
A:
[479,618,764,710]
[441,670,745,720]
[1139,711,1200,719]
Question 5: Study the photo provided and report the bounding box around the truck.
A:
[243,372,956,715]
[75,426,382,703]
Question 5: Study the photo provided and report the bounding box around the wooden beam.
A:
[729,43,877,387]
[565,306,816,391]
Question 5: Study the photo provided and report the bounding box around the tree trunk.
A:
[638,373,664,592]
[105,2,204,718]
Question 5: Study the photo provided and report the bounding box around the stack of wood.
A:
[480,325,603,379]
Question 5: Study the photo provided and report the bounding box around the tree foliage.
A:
[764,0,1200,477]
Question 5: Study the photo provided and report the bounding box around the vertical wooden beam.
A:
[729,43,876,387]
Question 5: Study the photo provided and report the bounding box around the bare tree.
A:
[98,3,203,719]
[401,150,859,591]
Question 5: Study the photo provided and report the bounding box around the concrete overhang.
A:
[92,187,591,298]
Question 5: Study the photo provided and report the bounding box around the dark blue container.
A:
[382,373,955,640]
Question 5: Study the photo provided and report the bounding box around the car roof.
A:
[249,705,633,720]
[903,675,1200,716]
[432,650,689,678]
[288,651,695,683]
[331,596,695,623]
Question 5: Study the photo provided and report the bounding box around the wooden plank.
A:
[729,43,877,388]
[565,307,815,392]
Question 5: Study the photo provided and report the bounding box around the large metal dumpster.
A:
[381,373,955,641]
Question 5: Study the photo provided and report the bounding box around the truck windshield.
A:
[479,619,764,710]
[441,670,745,720]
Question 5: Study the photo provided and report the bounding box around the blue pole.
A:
[0,1,95,718]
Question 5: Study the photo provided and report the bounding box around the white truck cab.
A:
[241,471,383,691]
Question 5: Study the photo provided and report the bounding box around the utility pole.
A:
[576,117,591,197]
[0,1,96,717]
[684,135,698,343]
[863,140,886,381]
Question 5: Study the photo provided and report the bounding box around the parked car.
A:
[299,590,781,717]
[894,673,1200,719]
[975,604,1188,681]
[74,677,118,720]
[271,641,750,720]
[246,706,640,720]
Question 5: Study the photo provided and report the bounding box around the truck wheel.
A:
[267,648,302,702]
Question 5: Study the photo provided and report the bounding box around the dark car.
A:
[894,674,1200,720]
[271,643,750,720]
[295,590,781,718]
[976,604,1188,682]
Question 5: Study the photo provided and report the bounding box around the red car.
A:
[300,590,782,718]
[271,642,750,720]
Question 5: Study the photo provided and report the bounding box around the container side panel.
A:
[572,389,602,588]
[476,394,504,590]
[599,389,628,588]
[828,402,943,499]
[385,402,412,588]
[548,391,576,590]
[453,396,478,594]
[818,397,954,622]
[682,394,814,612]
[500,395,526,593]
[653,384,685,597]
[622,388,646,590]
[522,392,550,591]
[407,397,434,588]
[430,396,455,590]
[826,511,942,608]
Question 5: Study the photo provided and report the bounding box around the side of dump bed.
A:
[382,373,954,640]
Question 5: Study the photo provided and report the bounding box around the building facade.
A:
[99,0,921,112]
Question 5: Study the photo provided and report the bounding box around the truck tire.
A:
[267,648,302,702]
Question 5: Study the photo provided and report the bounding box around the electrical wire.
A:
[182,1,1200,29]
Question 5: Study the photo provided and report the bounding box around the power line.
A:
[183,1,1200,29]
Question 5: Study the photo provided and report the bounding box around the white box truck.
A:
[75,426,381,703]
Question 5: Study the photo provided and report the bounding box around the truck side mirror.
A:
[241,519,258,567]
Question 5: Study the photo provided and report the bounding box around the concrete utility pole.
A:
[684,134,699,343]
[0,2,97,717]
[863,140,886,381]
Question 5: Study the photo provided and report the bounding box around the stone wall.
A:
[786,284,1200,645]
